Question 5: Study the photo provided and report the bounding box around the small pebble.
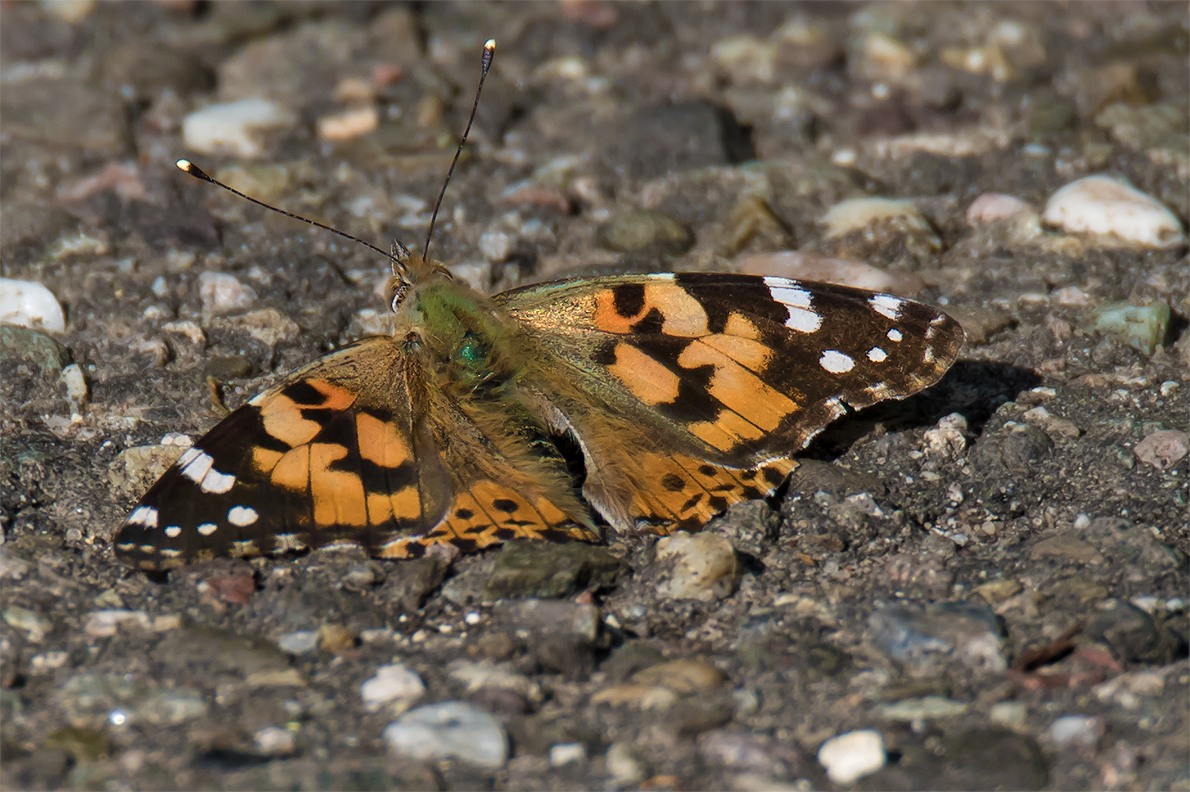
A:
[595,210,694,255]
[479,229,515,262]
[605,742,648,785]
[60,363,88,406]
[360,663,425,712]
[1132,429,1189,470]
[198,272,257,316]
[630,658,726,694]
[966,193,1030,225]
[820,197,931,240]
[989,701,1028,729]
[3,606,51,642]
[1047,715,1103,748]
[254,725,297,756]
[1041,175,1185,248]
[878,696,970,722]
[1092,301,1172,355]
[447,659,541,705]
[83,610,151,638]
[590,683,678,710]
[0,278,66,332]
[654,532,739,602]
[316,105,379,142]
[182,99,298,158]
[548,742,587,767]
[383,700,508,769]
[817,729,887,785]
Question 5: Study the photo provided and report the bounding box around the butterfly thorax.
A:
[395,270,527,402]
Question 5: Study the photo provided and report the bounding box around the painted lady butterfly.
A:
[115,41,964,571]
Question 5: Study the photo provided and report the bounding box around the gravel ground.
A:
[2,2,1188,790]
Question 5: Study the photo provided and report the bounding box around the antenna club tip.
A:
[484,38,496,50]
[176,159,192,171]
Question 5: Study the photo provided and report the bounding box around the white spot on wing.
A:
[129,505,159,529]
[180,450,214,483]
[887,328,903,342]
[870,294,903,320]
[820,350,855,373]
[923,346,935,363]
[201,468,236,494]
[164,525,182,538]
[765,278,813,307]
[649,272,676,281]
[784,306,822,333]
[177,446,202,467]
[197,523,218,536]
[227,506,259,527]
[868,347,888,362]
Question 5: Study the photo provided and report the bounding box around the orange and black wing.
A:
[496,273,963,533]
[115,337,597,570]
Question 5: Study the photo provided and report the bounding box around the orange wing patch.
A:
[620,451,798,533]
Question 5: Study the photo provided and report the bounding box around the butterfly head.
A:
[386,246,455,313]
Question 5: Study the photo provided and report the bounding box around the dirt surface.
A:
[2,2,1188,790]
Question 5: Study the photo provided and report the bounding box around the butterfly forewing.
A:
[498,273,964,465]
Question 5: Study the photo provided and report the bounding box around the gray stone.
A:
[152,626,290,677]
[610,101,752,180]
[484,541,624,600]
[383,555,450,611]
[860,728,1049,791]
[594,209,695,256]
[497,599,599,642]
[868,602,1007,675]
[383,701,508,769]
[1087,599,1185,665]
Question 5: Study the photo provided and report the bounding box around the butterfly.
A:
[113,40,965,571]
[115,257,964,570]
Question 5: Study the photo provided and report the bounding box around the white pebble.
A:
[360,663,425,712]
[254,725,297,756]
[0,278,66,332]
[820,197,929,239]
[548,742,587,767]
[198,272,256,316]
[383,700,508,769]
[479,229,514,262]
[1042,175,1185,249]
[817,729,887,785]
[60,363,88,405]
[605,742,648,785]
[182,99,298,159]
[277,631,319,655]
[1047,715,1103,748]
[654,532,739,602]
[83,609,151,638]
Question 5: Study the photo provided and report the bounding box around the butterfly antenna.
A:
[174,159,409,263]
[422,38,496,262]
